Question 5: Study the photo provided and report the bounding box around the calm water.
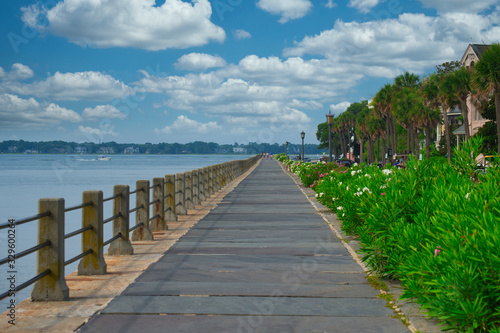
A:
[0,153,254,308]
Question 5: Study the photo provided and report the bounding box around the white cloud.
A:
[21,0,225,51]
[156,115,221,134]
[82,105,127,120]
[175,53,227,71]
[4,71,132,101]
[329,101,352,115]
[78,125,118,139]
[284,13,500,77]
[348,0,381,14]
[0,63,34,81]
[325,0,336,9]
[234,29,251,40]
[0,93,82,128]
[257,0,313,23]
[418,0,498,14]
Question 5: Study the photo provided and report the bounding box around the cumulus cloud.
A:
[0,93,82,128]
[418,0,498,14]
[348,0,381,13]
[4,71,132,101]
[0,64,34,81]
[325,0,336,9]
[175,53,227,71]
[78,125,118,139]
[284,13,500,77]
[233,29,252,40]
[257,0,313,23]
[21,0,225,51]
[82,105,127,120]
[156,115,221,134]
[329,101,352,115]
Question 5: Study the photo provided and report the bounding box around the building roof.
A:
[461,44,492,65]
[470,44,491,58]
[453,124,466,135]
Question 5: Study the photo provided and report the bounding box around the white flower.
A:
[339,182,342,186]
[357,188,361,192]
[380,185,387,189]
[315,193,319,198]
[357,170,362,174]
[342,213,345,217]
[363,187,372,194]
[465,193,471,200]
[337,206,343,211]
[365,174,372,179]
[354,192,362,196]
[351,170,357,176]
[382,169,392,175]
[353,163,358,167]
[346,186,349,191]
[319,193,324,198]
[332,197,336,201]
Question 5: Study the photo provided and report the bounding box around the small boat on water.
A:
[97,155,111,161]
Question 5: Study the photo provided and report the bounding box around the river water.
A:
[0,153,254,309]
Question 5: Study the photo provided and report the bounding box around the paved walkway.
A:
[78,159,410,333]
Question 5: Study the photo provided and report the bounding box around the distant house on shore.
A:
[233,147,247,154]
[124,146,139,154]
[98,147,115,154]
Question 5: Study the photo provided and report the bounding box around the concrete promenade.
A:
[77,159,410,333]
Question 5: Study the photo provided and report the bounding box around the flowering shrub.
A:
[280,140,500,332]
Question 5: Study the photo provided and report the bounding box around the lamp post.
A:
[285,141,289,156]
[300,131,305,162]
[326,111,334,162]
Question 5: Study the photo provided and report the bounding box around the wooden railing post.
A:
[31,198,69,301]
[164,174,177,225]
[204,167,212,197]
[78,191,107,275]
[150,178,165,231]
[198,168,206,202]
[175,173,187,215]
[184,171,194,210]
[108,185,133,255]
[192,169,200,205]
[131,180,153,241]
[213,165,220,192]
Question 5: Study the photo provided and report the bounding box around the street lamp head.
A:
[300,131,305,140]
[325,111,334,125]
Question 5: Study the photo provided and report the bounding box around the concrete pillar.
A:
[150,177,165,231]
[192,169,200,205]
[108,185,133,255]
[198,168,206,202]
[31,198,69,301]
[175,173,187,215]
[131,180,154,241]
[164,174,177,225]
[78,191,107,275]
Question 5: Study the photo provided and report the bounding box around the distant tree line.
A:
[0,140,327,155]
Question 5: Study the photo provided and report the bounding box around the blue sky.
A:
[0,0,499,145]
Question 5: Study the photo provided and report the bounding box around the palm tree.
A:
[373,84,396,159]
[441,66,473,140]
[474,43,500,154]
[420,74,443,160]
